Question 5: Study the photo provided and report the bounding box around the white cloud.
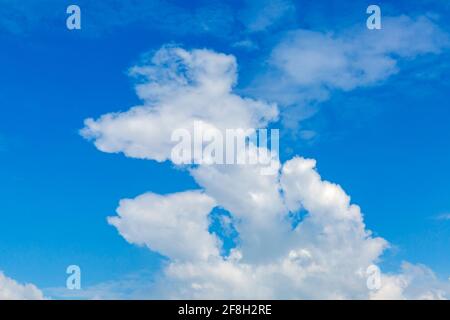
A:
[252,15,449,129]
[82,42,449,299]
[108,191,218,262]
[271,16,448,90]
[0,272,44,300]
[105,156,448,299]
[190,147,286,263]
[81,46,278,162]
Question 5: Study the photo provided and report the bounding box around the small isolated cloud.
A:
[0,271,44,300]
[232,39,259,51]
[101,155,449,299]
[82,45,449,299]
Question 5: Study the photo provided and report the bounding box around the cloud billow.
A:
[81,19,450,298]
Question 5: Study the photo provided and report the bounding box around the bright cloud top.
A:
[81,18,449,299]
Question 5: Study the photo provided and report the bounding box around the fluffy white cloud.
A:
[190,148,286,263]
[108,191,218,262]
[146,159,355,298]
[81,46,278,162]
[104,156,449,300]
[83,41,449,299]
[0,272,44,300]
[132,157,389,299]
[106,156,447,299]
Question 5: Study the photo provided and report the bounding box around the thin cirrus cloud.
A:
[80,15,450,297]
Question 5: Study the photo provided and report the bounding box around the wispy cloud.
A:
[239,0,296,33]
[249,15,450,131]
[436,213,450,220]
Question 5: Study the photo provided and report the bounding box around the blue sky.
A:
[0,0,449,299]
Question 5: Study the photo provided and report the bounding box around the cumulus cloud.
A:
[108,191,218,262]
[82,41,449,299]
[81,46,277,162]
[107,156,448,299]
[0,272,44,300]
[156,156,389,299]
[189,147,286,263]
